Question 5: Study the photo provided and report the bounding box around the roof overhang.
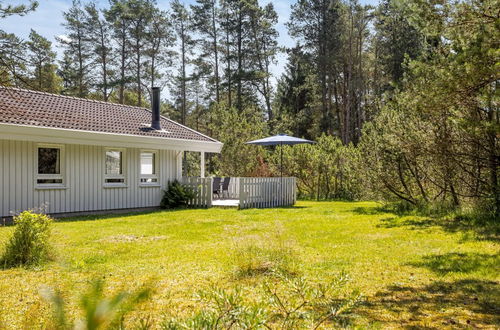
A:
[0,123,223,153]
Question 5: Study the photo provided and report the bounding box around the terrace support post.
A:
[200,152,205,178]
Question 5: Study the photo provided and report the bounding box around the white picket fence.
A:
[181,176,297,209]
[181,177,212,208]
[239,177,297,209]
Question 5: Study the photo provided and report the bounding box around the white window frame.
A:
[139,149,159,186]
[104,148,127,187]
[35,143,65,189]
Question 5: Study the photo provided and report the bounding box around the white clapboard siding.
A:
[239,177,296,209]
[181,177,212,208]
[0,140,180,217]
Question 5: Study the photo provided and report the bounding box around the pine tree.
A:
[125,0,155,107]
[0,1,37,87]
[143,7,172,90]
[59,0,92,97]
[84,3,114,101]
[275,46,317,139]
[59,52,83,95]
[191,0,221,103]
[373,0,423,93]
[338,0,373,144]
[0,31,27,86]
[288,0,373,144]
[171,0,196,125]
[247,1,279,123]
[104,0,131,104]
[26,29,61,92]
[288,0,343,135]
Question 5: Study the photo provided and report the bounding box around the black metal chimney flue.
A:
[151,87,161,130]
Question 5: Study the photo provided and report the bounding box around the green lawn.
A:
[0,201,498,328]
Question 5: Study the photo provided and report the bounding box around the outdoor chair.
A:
[212,177,222,199]
[221,177,231,198]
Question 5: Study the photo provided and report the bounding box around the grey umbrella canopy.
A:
[246,134,315,177]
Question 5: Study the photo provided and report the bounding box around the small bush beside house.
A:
[0,211,53,268]
[160,181,196,209]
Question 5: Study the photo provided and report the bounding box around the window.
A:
[36,145,64,186]
[105,149,125,185]
[140,151,158,184]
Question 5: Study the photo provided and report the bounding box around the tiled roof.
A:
[0,87,217,143]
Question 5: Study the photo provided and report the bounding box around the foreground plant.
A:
[264,272,362,329]
[41,280,152,330]
[162,287,268,329]
[0,210,53,268]
[162,272,361,329]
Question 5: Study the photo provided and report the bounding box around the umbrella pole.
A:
[280,142,283,203]
[280,142,283,178]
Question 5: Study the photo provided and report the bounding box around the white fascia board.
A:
[0,123,223,153]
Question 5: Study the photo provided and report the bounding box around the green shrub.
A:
[0,211,53,268]
[160,180,196,209]
[270,134,363,200]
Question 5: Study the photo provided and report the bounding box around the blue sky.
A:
[0,0,379,85]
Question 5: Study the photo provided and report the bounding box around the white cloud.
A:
[56,34,70,43]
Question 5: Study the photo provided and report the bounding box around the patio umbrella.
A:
[246,134,315,177]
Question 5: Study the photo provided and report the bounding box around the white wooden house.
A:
[0,87,222,217]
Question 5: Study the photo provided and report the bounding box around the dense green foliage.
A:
[270,135,362,200]
[0,211,53,268]
[360,0,499,216]
[160,180,196,209]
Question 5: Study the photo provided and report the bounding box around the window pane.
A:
[140,178,158,183]
[106,151,122,175]
[105,178,124,183]
[140,152,155,175]
[37,179,63,184]
[38,148,60,174]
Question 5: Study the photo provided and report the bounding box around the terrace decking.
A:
[212,199,240,207]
